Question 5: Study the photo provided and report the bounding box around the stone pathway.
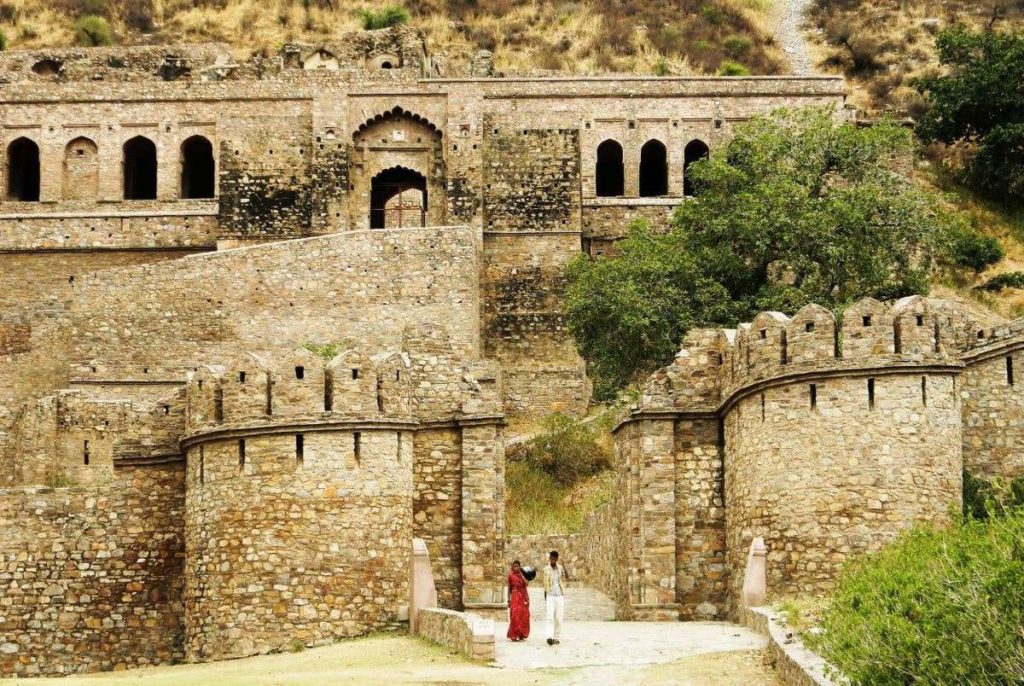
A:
[773,0,818,75]
[494,586,768,673]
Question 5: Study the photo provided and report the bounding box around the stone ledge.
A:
[416,607,495,661]
[741,607,842,686]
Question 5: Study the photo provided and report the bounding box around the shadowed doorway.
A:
[370,167,427,229]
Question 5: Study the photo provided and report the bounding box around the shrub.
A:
[74,15,113,46]
[698,3,726,25]
[979,270,1024,292]
[717,60,749,75]
[944,225,1004,272]
[521,413,612,487]
[652,58,669,76]
[359,6,410,30]
[810,514,1024,684]
[723,35,752,58]
[0,28,6,52]
[964,471,1024,520]
[46,473,75,488]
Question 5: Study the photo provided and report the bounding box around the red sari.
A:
[506,568,530,640]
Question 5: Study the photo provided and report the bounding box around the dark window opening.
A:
[780,329,788,364]
[376,378,384,412]
[296,434,304,465]
[1008,355,1015,386]
[7,137,40,201]
[238,439,246,473]
[921,376,927,406]
[595,139,624,197]
[759,329,767,340]
[683,139,709,197]
[354,432,361,462]
[809,384,817,409]
[324,373,333,412]
[123,136,157,200]
[916,314,924,326]
[31,59,61,77]
[862,315,872,327]
[83,440,90,466]
[199,446,205,484]
[352,368,360,380]
[868,377,876,409]
[760,393,765,422]
[238,371,246,383]
[805,322,814,333]
[381,61,393,69]
[295,365,305,380]
[214,387,223,422]
[265,375,273,416]
[370,167,426,229]
[639,139,668,197]
[180,135,215,199]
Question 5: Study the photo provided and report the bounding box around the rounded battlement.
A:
[184,348,414,434]
[641,297,977,414]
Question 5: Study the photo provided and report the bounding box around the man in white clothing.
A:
[542,550,570,645]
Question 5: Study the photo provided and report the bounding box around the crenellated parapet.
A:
[634,296,980,418]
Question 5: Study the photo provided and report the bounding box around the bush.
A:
[945,225,1004,272]
[359,6,409,30]
[521,413,612,487]
[723,35,752,58]
[979,270,1024,292]
[964,471,1024,520]
[74,15,113,46]
[811,514,1024,684]
[0,28,6,52]
[652,58,669,76]
[717,60,749,75]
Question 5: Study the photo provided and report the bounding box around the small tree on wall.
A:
[565,107,981,397]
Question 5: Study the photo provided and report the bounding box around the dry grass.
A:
[0,0,782,74]
[809,0,1024,112]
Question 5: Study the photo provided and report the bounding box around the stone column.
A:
[629,417,679,620]
[460,422,505,607]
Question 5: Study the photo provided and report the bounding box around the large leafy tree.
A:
[566,107,962,397]
[914,27,1024,202]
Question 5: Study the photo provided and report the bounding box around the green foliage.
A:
[73,15,113,46]
[46,473,75,488]
[359,5,410,30]
[723,35,752,58]
[915,28,1024,203]
[521,413,612,486]
[964,470,1024,520]
[717,60,749,75]
[810,514,1024,684]
[505,461,614,535]
[698,3,726,25]
[652,57,669,76]
[943,222,1005,272]
[979,270,1024,291]
[566,107,959,395]
[302,341,344,361]
[288,638,305,653]
[0,28,6,52]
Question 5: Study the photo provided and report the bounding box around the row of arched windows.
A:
[4,134,215,202]
[595,138,710,198]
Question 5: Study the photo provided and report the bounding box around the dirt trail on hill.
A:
[773,0,817,75]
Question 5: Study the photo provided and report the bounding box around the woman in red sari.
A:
[506,560,531,641]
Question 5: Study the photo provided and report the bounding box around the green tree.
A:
[914,28,1024,202]
[566,107,960,396]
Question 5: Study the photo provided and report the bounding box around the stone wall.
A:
[416,608,495,661]
[0,464,185,676]
[504,533,588,580]
[961,327,1024,478]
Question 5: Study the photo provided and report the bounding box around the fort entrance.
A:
[371,166,426,228]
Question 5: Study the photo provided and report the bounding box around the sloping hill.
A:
[0,0,783,75]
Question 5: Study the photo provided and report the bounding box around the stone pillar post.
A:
[629,417,679,620]
[460,422,505,608]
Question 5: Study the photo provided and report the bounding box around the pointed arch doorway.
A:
[370,166,427,229]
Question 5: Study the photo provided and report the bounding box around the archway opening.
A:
[370,167,427,229]
[595,139,624,197]
[123,136,157,200]
[639,139,668,197]
[181,135,215,199]
[7,137,40,201]
[684,140,710,197]
[63,137,99,200]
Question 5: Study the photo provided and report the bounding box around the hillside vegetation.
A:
[0,0,782,75]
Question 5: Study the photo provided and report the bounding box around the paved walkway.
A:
[773,0,818,75]
[494,586,768,672]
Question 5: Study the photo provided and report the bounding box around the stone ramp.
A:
[495,586,766,671]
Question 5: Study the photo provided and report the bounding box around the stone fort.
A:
[0,24,1020,677]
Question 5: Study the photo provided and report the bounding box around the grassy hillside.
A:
[0,0,782,75]
[810,0,1024,112]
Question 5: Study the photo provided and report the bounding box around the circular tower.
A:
[182,348,415,660]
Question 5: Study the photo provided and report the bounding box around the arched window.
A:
[63,137,99,201]
[684,139,710,197]
[6,137,40,201]
[639,139,668,197]
[123,136,157,200]
[370,167,426,229]
[595,139,624,197]
[180,135,215,199]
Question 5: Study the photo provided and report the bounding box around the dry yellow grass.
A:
[0,0,782,75]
